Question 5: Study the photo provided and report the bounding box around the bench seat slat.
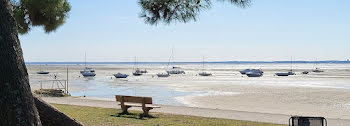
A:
[118,103,161,108]
[116,95,153,104]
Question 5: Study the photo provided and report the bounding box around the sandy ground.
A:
[41,96,350,125]
[178,84,350,120]
[27,64,350,125]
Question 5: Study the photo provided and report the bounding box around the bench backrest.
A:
[115,95,153,104]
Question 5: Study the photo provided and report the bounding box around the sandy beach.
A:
[179,85,350,119]
[41,96,350,125]
[27,63,350,124]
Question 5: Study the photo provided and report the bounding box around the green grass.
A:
[52,104,286,126]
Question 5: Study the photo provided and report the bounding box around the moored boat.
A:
[37,65,50,74]
[246,71,263,77]
[114,73,129,78]
[198,56,212,76]
[302,71,309,74]
[167,69,185,74]
[140,69,148,73]
[240,69,263,75]
[275,71,295,76]
[80,67,95,73]
[275,57,296,76]
[275,72,289,76]
[199,72,212,76]
[156,73,170,77]
[80,52,96,77]
[312,68,324,73]
[166,46,185,74]
[81,70,96,77]
[132,57,143,76]
[132,69,143,76]
[312,59,324,73]
[37,71,50,74]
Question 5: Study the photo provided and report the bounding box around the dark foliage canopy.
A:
[10,0,250,34]
[11,0,71,34]
[139,0,251,25]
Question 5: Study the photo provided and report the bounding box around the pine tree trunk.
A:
[34,96,83,126]
[0,0,42,125]
[1,1,84,126]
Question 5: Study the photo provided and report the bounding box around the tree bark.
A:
[0,0,41,125]
[1,1,85,126]
[34,96,83,126]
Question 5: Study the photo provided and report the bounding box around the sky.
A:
[20,0,350,62]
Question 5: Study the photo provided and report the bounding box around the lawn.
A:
[52,104,286,126]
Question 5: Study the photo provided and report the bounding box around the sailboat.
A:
[312,58,324,73]
[157,64,170,77]
[312,68,324,73]
[80,52,96,77]
[198,57,212,76]
[132,57,142,76]
[275,57,296,76]
[133,69,142,76]
[37,64,50,74]
[140,69,148,73]
[166,47,185,74]
[156,47,175,78]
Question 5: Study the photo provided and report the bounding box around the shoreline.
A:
[27,64,350,125]
[41,96,350,125]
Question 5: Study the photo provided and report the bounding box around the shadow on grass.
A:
[110,112,158,120]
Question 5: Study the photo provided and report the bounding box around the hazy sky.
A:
[20,0,350,62]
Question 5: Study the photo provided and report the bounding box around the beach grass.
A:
[52,104,286,126]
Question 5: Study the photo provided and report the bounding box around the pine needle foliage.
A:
[139,0,251,25]
[11,0,71,34]
[10,0,250,33]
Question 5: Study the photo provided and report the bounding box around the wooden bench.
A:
[115,95,160,117]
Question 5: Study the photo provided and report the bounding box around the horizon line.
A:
[25,60,350,64]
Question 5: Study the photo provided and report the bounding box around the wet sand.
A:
[178,85,350,120]
[41,96,350,125]
[27,63,350,122]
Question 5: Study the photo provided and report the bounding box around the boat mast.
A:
[314,58,318,69]
[134,56,136,70]
[84,52,87,68]
[202,56,205,72]
[172,46,174,68]
[167,46,174,69]
[167,48,172,69]
[291,56,293,72]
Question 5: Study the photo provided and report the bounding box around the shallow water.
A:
[27,63,350,106]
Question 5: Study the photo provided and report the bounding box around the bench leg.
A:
[142,107,153,117]
[121,106,131,115]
